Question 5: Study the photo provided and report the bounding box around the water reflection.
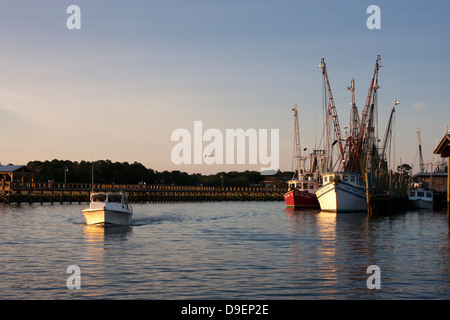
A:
[315,212,339,294]
[80,225,134,297]
[284,207,320,216]
[285,210,374,298]
[83,225,133,243]
[82,225,133,261]
[1,202,448,299]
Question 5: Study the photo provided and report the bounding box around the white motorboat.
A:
[408,185,434,209]
[316,172,367,213]
[82,192,133,225]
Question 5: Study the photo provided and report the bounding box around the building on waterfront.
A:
[433,129,450,210]
[413,172,447,193]
[0,165,35,189]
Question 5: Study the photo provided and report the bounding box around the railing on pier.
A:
[0,181,287,204]
[1,181,285,193]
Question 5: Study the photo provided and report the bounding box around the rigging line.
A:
[291,128,295,172]
[412,135,419,173]
[392,107,396,171]
[331,150,342,172]
[321,74,326,147]
[315,113,317,150]
[322,68,329,163]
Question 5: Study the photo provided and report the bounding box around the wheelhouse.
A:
[90,192,128,204]
[322,172,365,187]
[409,190,433,199]
[287,177,321,192]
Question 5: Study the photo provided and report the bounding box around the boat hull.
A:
[82,208,133,226]
[284,190,320,208]
[316,181,367,213]
[408,199,434,209]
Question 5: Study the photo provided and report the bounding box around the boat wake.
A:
[72,212,184,227]
[131,212,184,226]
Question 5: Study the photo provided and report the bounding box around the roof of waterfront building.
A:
[433,131,450,157]
[0,165,34,174]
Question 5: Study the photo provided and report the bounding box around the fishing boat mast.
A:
[381,99,399,169]
[346,55,381,174]
[417,128,425,173]
[347,79,360,146]
[292,104,302,180]
[319,58,346,171]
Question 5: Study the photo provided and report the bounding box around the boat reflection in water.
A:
[83,224,133,242]
[285,209,372,298]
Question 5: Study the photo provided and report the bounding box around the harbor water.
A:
[0,201,449,299]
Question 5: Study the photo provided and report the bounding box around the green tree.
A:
[396,163,412,180]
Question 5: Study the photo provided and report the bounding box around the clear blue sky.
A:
[0,0,449,174]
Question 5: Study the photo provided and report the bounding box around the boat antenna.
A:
[91,161,94,193]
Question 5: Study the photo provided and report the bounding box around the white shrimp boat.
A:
[316,172,367,213]
[82,192,133,225]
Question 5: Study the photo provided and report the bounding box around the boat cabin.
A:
[409,181,433,200]
[89,192,132,213]
[322,172,365,187]
[409,189,433,200]
[91,192,128,204]
[287,177,320,192]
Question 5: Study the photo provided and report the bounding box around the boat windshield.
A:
[92,194,107,202]
[108,195,123,203]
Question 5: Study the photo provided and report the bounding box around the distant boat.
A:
[408,128,435,209]
[283,104,321,209]
[82,192,133,226]
[316,172,367,213]
[408,183,434,209]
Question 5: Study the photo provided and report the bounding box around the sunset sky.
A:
[0,0,449,175]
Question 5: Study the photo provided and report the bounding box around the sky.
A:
[0,0,449,175]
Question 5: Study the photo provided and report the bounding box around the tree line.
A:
[26,159,293,187]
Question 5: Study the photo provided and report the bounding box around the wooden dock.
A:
[0,182,286,204]
[365,168,409,216]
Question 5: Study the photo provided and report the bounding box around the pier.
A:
[0,182,286,204]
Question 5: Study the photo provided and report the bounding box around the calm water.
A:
[0,201,449,299]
